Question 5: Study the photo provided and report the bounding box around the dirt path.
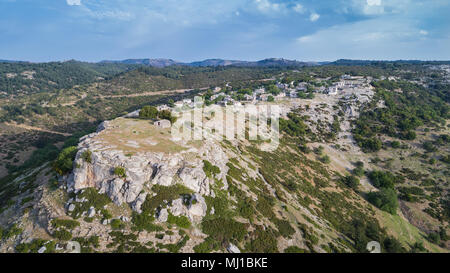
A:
[5,122,72,136]
[98,88,206,99]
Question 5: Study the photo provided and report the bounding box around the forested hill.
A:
[0,61,139,95]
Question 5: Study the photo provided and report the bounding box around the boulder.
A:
[38,246,47,254]
[67,204,75,212]
[157,208,168,223]
[227,243,240,253]
[87,207,95,218]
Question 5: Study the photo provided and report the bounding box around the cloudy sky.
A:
[0,0,449,62]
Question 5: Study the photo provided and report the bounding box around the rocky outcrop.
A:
[68,120,229,214]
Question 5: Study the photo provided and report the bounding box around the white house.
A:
[157,104,170,111]
[155,119,171,128]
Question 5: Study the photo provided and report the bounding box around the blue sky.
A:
[0,0,449,62]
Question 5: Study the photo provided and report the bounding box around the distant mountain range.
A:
[100,58,314,68]
[2,58,449,67]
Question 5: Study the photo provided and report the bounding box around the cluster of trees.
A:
[279,112,308,137]
[353,79,449,152]
[139,106,177,123]
[366,170,399,215]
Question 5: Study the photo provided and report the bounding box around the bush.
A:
[367,188,398,215]
[167,213,191,229]
[319,155,331,164]
[110,219,125,230]
[157,109,177,124]
[113,167,126,179]
[201,217,247,243]
[51,219,80,229]
[368,170,396,189]
[342,175,360,190]
[53,146,78,175]
[203,160,220,178]
[131,211,163,232]
[284,246,309,253]
[274,219,295,238]
[353,166,365,177]
[2,224,22,239]
[427,232,441,245]
[391,141,401,149]
[141,184,193,215]
[53,229,72,241]
[81,150,92,163]
[193,237,221,253]
[69,188,111,218]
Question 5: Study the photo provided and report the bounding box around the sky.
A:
[0,0,449,62]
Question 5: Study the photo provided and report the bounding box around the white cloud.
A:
[297,35,312,43]
[66,0,81,6]
[367,0,382,6]
[309,12,320,22]
[419,30,428,35]
[254,0,283,13]
[293,3,305,14]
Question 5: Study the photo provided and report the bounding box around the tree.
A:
[343,175,360,190]
[267,95,275,102]
[157,109,177,124]
[368,170,396,189]
[367,188,398,215]
[53,146,78,175]
[139,106,158,119]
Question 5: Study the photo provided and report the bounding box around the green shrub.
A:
[427,232,441,245]
[53,146,78,175]
[110,219,125,230]
[274,219,295,238]
[352,166,365,177]
[81,150,92,163]
[284,246,309,253]
[368,170,396,189]
[131,211,163,232]
[15,239,55,253]
[203,160,220,178]
[391,141,401,148]
[3,224,22,239]
[141,184,193,215]
[51,219,80,229]
[167,213,191,229]
[139,106,158,119]
[319,155,331,164]
[193,237,221,253]
[201,217,247,243]
[246,226,278,253]
[157,109,177,124]
[342,175,360,190]
[367,188,398,215]
[113,167,126,178]
[53,229,72,241]
[69,188,111,218]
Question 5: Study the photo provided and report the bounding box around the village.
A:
[153,74,373,112]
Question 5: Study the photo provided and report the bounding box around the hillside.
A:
[0,62,448,253]
[0,61,139,96]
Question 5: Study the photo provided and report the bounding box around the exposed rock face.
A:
[167,194,207,223]
[68,120,229,214]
